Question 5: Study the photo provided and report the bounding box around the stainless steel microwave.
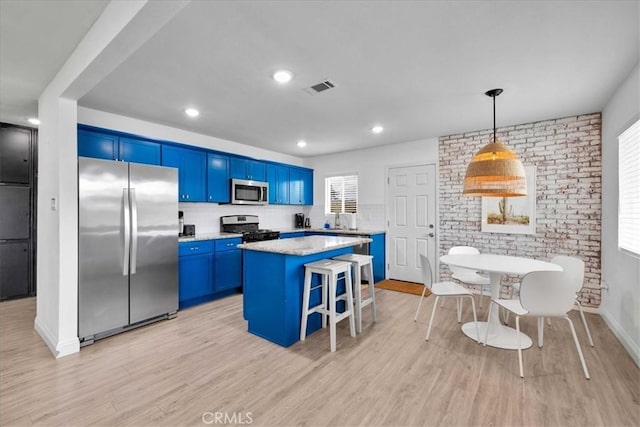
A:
[231,179,269,205]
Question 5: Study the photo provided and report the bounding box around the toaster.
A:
[183,224,196,236]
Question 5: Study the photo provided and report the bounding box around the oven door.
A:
[231,179,269,205]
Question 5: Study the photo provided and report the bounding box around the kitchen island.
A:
[239,235,372,347]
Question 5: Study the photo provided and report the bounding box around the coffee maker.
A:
[294,213,305,229]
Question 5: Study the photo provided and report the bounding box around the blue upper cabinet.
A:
[289,168,302,205]
[207,153,230,203]
[230,157,266,181]
[162,145,207,202]
[78,128,160,165]
[77,129,118,161]
[289,167,314,205]
[78,125,314,205]
[301,168,313,205]
[119,137,161,165]
[266,164,290,205]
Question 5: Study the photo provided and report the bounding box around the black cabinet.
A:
[0,186,30,239]
[0,123,36,300]
[0,242,29,300]
[0,126,31,183]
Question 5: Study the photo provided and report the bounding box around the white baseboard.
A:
[34,317,80,358]
[598,308,640,368]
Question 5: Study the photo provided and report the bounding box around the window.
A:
[325,175,358,214]
[618,118,640,256]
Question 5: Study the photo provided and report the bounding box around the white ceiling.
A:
[2,1,638,157]
[0,0,109,126]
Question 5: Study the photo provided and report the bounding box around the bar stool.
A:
[332,253,377,333]
[300,259,356,352]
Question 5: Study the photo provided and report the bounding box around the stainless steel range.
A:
[220,215,280,242]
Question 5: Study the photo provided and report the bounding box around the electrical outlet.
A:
[601,279,609,292]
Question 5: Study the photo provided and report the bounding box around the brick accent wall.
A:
[438,113,602,307]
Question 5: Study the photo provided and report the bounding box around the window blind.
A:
[618,118,640,256]
[326,175,358,214]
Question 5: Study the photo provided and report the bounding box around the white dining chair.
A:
[414,254,480,343]
[508,255,594,347]
[485,270,590,379]
[447,246,491,308]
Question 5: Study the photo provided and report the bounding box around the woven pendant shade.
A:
[463,88,527,197]
[463,140,527,196]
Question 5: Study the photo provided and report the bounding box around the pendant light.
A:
[463,89,527,197]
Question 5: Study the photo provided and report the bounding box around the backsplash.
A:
[181,203,388,233]
[179,203,311,233]
[306,204,386,231]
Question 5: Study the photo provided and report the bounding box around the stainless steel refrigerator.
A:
[78,157,178,345]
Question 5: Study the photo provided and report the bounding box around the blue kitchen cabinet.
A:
[78,129,118,160]
[214,238,242,292]
[301,168,313,205]
[280,232,305,239]
[119,137,161,165]
[178,241,214,309]
[266,164,290,204]
[207,153,230,203]
[289,167,314,205]
[289,168,302,205]
[230,157,266,181]
[162,145,207,202]
[370,233,386,283]
[77,128,160,165]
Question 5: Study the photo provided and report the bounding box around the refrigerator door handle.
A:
[123,188,130,276]
[130,188,138,275]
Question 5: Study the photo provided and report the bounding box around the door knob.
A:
[428,233,435,237]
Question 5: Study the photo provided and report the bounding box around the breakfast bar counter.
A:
[239,235,372,347]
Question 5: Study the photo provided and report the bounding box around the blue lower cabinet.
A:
[243,246,354,347]
[214,238,242,292]
[280,232,305,239]
[179,239,242,309]
[370,234,386,283]
[178,241,214,309]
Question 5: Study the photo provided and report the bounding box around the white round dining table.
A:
[439,254,562,350]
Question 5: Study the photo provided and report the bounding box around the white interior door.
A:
[387,164,437,283]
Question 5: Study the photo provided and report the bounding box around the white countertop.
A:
[238,235,372,256]
[179,232,242,243]
[178,227,385,243]
[276,228,385,235]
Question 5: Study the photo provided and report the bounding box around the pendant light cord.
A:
[493,94,496,143]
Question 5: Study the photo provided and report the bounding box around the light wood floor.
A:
[1,290,638,426]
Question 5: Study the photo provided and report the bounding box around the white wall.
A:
[35,95,80,358]
[305,138,438,229]
[600,63,640,367]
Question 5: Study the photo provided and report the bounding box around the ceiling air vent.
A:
[303,80,336,95]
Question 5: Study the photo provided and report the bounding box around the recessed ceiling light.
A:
[273,70,293,84]
[297,140,307,148]
[185,108,200,118]
[28,118,40,125]
[371,125,384,134]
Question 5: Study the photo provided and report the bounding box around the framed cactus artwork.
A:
[481,165,536,234]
